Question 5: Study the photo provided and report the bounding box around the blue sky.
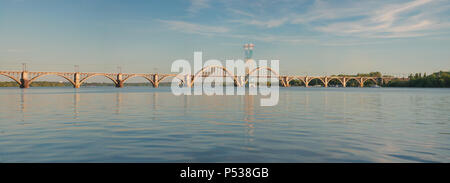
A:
[1,0,450,76]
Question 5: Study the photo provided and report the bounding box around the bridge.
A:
[0,67,407,88]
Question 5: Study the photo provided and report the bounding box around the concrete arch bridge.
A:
[0,71,183,88]
[0,69,406,88]
[281,76,403,87]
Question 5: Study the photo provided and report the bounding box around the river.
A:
[0,87,449,162]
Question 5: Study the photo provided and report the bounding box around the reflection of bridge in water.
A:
[0,66,407,88]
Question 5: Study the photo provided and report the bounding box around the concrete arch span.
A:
[28,73,76,86]
[0,73,22,85]
[244,66,280,86]
[345,77,362,87]
[363,77,378,84]
[190,65,241,87]
[327,77,345,87]
[79,74,118,85]
[122,74,155,86]
[157,75,186,87]
[307,77,326,87]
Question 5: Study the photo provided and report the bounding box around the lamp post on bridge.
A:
[22,63,27,72]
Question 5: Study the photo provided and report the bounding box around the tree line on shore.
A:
[385,71,449,88]
[0,71,448,87]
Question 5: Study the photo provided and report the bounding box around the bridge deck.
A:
[0,70,407,88]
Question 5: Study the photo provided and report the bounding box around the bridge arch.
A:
[244,66,280,85]
[0,73,22,85]
[345,77,361,87]
[288,77,307,86]
[79,74,118,85]
[122,74,155,86]
[191,65,240,87]
[383,78,393,84]
[157,75,186,87]
[361,77,378,87]
[247,66,279,77]
[294,77,306,84]
[157,75,185,83]
[327,77,345,86]
[364,77,378,83]
[307,77,326,87]
[29,73,76,86]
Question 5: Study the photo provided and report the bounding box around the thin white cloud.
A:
[390,20,432,32]
[227,33,316,44]
[291,0,374,24]
[320,40,388,46]
[158,20,229,35]
[314,0,449,38]
[230,18,289,28]
[158,18,316,44]
[227,8,255,17]
[5,49,24,53]
[227,0,449,39]
[372,0,432,23]
[187,0,210,14]
[160,0,450,45]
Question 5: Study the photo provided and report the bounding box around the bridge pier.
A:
[234,77,241,87]
[281,76,290,87]
[304,77,310,87]
[20,80,30,88]
[20,72,30,88]
[74,72,81,88]
[184,75,192,88]
[153,74,159,88]
[324,77,328,88]
[237,76,244,87]
[382,78,391,85]
[359,78,364,87]
[116,80,124,88]
[115,74,124,88]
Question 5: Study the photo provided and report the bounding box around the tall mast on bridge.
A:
[244,43,254,75]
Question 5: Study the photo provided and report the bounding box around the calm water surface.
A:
[0,87,449,162]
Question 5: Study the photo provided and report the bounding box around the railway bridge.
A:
[0,68,406,88]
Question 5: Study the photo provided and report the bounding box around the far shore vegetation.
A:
[385,71,449,88]
[1,71,449,88]
[288,71,449,88]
